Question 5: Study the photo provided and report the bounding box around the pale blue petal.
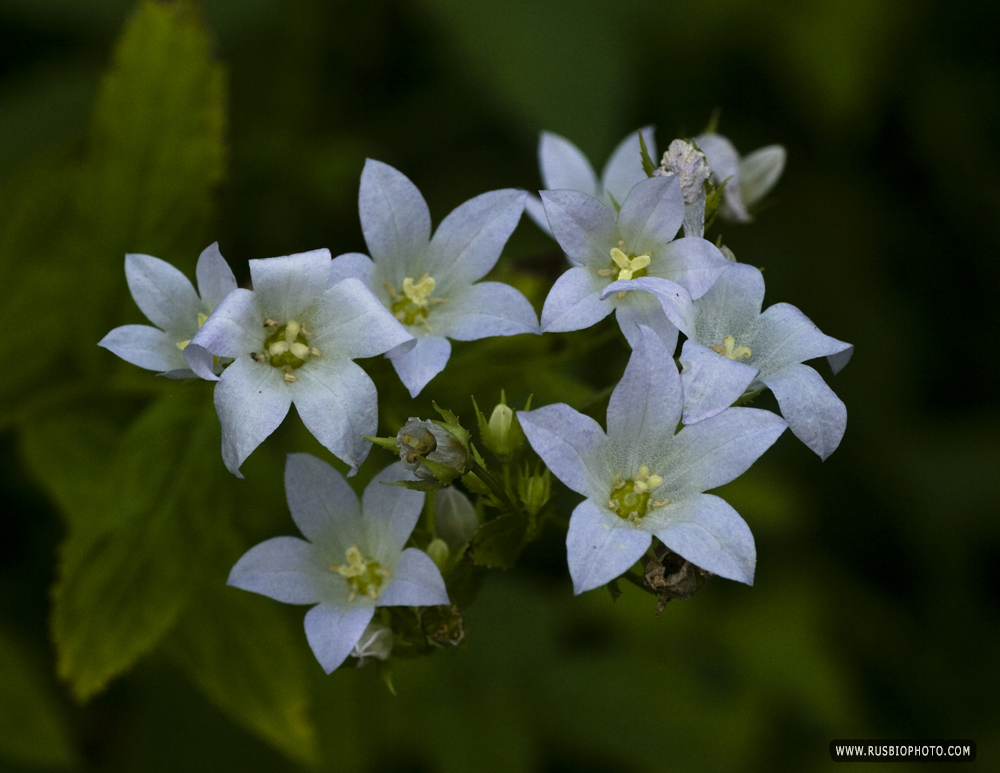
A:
[739,145,785,208]
[304,603,375,674]
[691,262,765,344]
[761,362,846,460]
[435,486,478,551]
[293,357,377,476]
[363,461,425,547]
[439,282,539,341]
[567,499,651,594]
[658,407,786,500]
[377,548,449,607]
[125,253,201,333]
[215,355,292,478]
[182,342,219,382]
[540,265,611,333]
[359,159,431,267]
[608,325,683,445]
[227,536,321,604]
[190,288,260,359]
[195,242,237,310]
[827,345,854,375]
[518,404,608,499]
[617,176,684,252]
[540,189,617,267]
[389,336,451,398]
[649,494,755,585]
[284,453,361,543]
[525,194,552,236]
[614,291,680,351]
[679,340,759,424]
[328,252,375,289]
[248,250,331,323]
[696,134,749,222]
[314,278,414,360]
[750,303,852,377]
[427,189,526,286]
[600,126,655,207]
[99,324,185,373]
[538,131,599,196]
[651,237,730,299]
[602,276,694,334]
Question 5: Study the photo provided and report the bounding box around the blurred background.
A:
[1,0,998,770]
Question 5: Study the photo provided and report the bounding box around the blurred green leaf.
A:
[0,626,79,769]
[469,513,528,569]
[51,386,221,701]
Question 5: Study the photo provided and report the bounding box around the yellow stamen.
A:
[710,334,752,361]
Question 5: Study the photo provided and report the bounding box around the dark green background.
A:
[1,0,997,770]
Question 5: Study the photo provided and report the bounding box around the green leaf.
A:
[165,581,319,766]
[469,513,529,569]
[0,626,79,769]
[52,387,222,700]
[639,130,657,178]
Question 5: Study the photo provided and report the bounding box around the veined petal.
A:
[284,453,361,544]
[518,404,608,499]
[601,126,655,208]
[125,253,201,333]
[567,499,652,594]
[182,342,219,382]
[691,262,765,344]
[602,276,694,335]
[658,407,786,500]
[329,252,375,289]
[613,291,680,351]
[739,145,786,208]
[427,189,526,286]
[540,189,617,267]
[293,358,378,476]
[248,250,331,323]
[761,362,846,460]
[190,288,260,359]
[195,242,238,310]
[679,340,758,424]
[227,536,321,604]
[652,237,730,299]
[649,494,755,585]
[617,175,684,253]
[540,266,611,333]
[377,548,449,607]
[538,131,599,196]
[215,356,291,477]
[389,336,451,398]
[363,461,425,547]
[750,303,852,377]
[98,324,186,373]
[304,603,375,674]
[314,278,414,360]
[439,281,539,341]
[359,159,431,267]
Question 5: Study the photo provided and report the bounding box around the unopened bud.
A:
[351,622,394,664]
[397,417,468,483]
[518,468,551,516]
[426,538,450,570]
[475,391,529,463]
[435,486,479,552]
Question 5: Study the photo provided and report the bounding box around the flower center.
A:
[386,274,446,329]
[710,334,751,361]
[332,545,391,602]
[598,241,651,298]
[249,319,321,382]
[607,465,668,523]
[175,312,209,351]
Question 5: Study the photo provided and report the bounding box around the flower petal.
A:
[190,287,260,361]
[227,536,321,604]
[304,603,375,674]
[284,453,362,543]
[314,278,414,360]
[679,340,759,424]
[525,194,552,236]
[695,133,749,222]
[761,362,846,460]
[377,548,449,607]
[652,237,730,299]
[827,346,854,376]
[125,253,201,333]
[328,252,375,289]
[739,145,786,208]
[427,189,526,286]
[215,355,292,478]
[293,357,378,476]
[195,242,238,310]
[363,461,425,547]
[388,335,452,398]
[182,342,219,382]
[438,281,539,341]
[602,276,694,335]
[359,159,431,267]
[691,262,765,344]
[540,189,617,267]
[567,499,652,594]
[613,291,680,351]
[649,494,755,585]
[540,265,611,333]
[98,324,185,373]
[600,126,656,208]
[749,303,852,377]
[248,249,331,324]
[616,175,684,253]
[538,131,599,196]
[518,404,608,499]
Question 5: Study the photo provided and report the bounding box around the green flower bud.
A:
[474,391,529,463]
[426,538,450,570]
[435,486,479,553]
[518,467,551,516]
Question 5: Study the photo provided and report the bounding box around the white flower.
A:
[694,133,786,222]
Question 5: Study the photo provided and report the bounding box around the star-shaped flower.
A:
[189,249,413,477]
[540,175,731,349]
[329,160,538,397]
[678,262,853,459]
[694,133,786,223]
[228,454,449,674]
[98,243,236,378]
[518,325,787,594]
[525,127,656,237]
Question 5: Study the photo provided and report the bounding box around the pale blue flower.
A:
[98,243,236,378]
[519,326,786,594]
[189,249,413,477]
[694,133,786,222]
[679,262,853,459]
[228,454,448,674]
[540,175,730,349]
[329,160,538,397]
[526,127,656,237]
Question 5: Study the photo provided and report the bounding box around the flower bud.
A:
[518,467,551,516]
[435,486,479,552]
[351,622,394,664]
[426,538,450,570]
[397,417,468,483]
[475,391,528,463]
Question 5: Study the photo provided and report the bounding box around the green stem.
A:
[733,387,765,407]
[470,458,517,513]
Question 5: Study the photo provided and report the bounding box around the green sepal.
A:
[607,191,621,213]
[385,478,443,493]
[471,395,489,440]
[431,401,469,445]
[418,455,463,485]
[364,435,400,452]
[377,660,397,697]
[639,130,657,178]
[461,471,491,495]
[469,513,530,569]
